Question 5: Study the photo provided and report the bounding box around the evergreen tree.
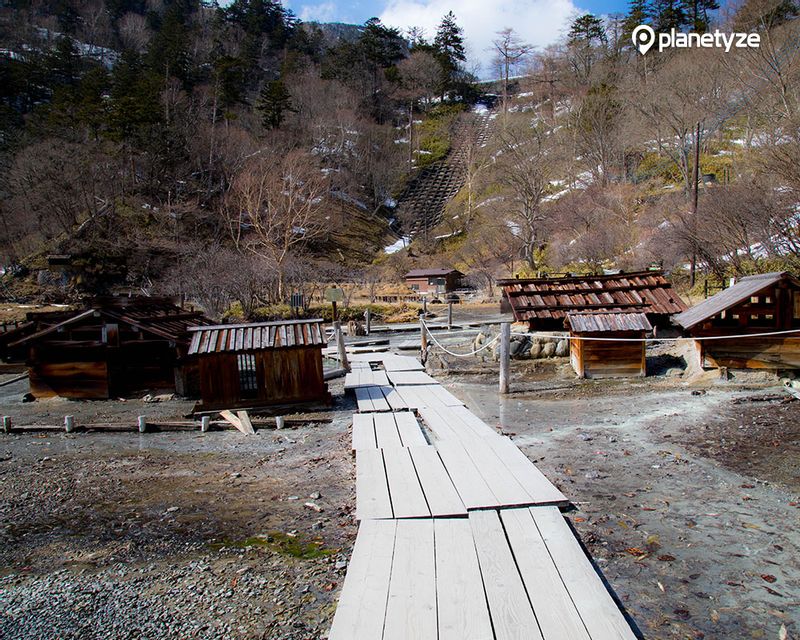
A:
[622,0,649,40]
[433,11,465,98]
[256,79,292,129]
[681,0,719,31]
[568,14,607,46]
[650,0,689,31]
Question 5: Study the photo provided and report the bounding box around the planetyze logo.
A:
[631,24,761,54]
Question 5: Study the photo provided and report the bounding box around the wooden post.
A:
[200,416,210,432]
[334,321,350,372]
[331,300,338,322]
[137,416,147,433]
[365,308,371,335]
[499,322,510,394]
[422,296,427,314]
[420,317,428,364]
[276,416,285,430]
[447,302,453,329]
[64,415,74,433]
[2,416,11,434]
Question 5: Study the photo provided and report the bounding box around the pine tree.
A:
[650,0,689,31]
[622,0,649,39]
[681,0,719,32]
[433,11,465,98]
[257,79,292,129]
[568,14,607,46]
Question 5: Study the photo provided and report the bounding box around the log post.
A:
[422,296,427,314]
[200,416,210,432]
[499,322,510,394]
[64,415,74,433]
[447,302,453,329]
[137,416,147,433]
[334,321,350,372]
[2,416,11,434]
[420,317,428,364]
[365,308,371,335]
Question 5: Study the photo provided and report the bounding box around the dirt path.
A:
[451,380,800,640]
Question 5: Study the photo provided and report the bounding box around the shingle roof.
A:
[498,271,687,322]
[674,272,800,330]
[404,268,462,278]
[188,319,326,355]
[566,312,653,333]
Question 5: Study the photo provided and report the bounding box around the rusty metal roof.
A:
[188,319,326,355]
[566,312,653,333]
[498,271,687,323]
[674,272,800,330]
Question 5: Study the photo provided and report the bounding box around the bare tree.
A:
[224,150,330,301]
[492,28,534,113]
[119,12,153,53]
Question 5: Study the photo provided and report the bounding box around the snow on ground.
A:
[384,236,410,254]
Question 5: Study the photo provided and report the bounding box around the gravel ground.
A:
[0,378,358,640]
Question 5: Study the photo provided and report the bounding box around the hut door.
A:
[237,353,258,398]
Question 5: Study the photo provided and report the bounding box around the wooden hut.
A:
[673,272,800,370]
[404,268,464,296]
[565,312,652,379]
[188,319,331,411]
[8,297,210,399]
[498,271,686,331]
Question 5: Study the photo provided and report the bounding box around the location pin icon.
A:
[631,24,656,55]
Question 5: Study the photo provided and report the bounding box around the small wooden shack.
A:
[8,297,210,399]
[404,268,464,296]
[673,272,800,370]
[565,312,652,379]
[188,319,331,411]
[498,271,687,332]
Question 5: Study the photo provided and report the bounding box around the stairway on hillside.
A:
[395,110,493,240]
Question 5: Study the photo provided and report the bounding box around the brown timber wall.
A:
[571,333,646,378]
[700,337,800,370]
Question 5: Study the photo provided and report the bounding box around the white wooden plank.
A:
[373,412,403,449]
[367,386,390,411]
[355,449,393,519]
[383,519,437,640]
[351,414,376,450]
[435,518,494,640]
[382,355,425,371]
[386,370,437,385]
[435,440,497,509]
[457,438,533,506]
[383,386,409,410]
[500,508,591,640]
[236,411,255,435]
[530,507,637,640]
[407,446,466,516]
[418,405,462,442]
[428,384,465,406]
[220,410,246,434]
[328,519,396,640]
[383,447,430,518]
[354,387,374,412]
[469,510,544,640]
[487,437,568,505]
[449,405,502,439]
[393,412,428,447]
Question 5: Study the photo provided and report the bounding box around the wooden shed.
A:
[188,319,331,411]
[498,271,686,331]
[566,312,652,379]
[404,268,464,296]
[8,297,210,399]
[673,272,800,370]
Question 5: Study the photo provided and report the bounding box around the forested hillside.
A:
[1,0,799,315]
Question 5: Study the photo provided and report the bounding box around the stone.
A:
[542,342,556,358]
[555,339,569,357]
[529,343,542,359]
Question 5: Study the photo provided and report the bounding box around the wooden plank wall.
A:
[701,337,800,370]
[571,335,645,379]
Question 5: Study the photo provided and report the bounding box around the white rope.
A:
[421,319,501,357]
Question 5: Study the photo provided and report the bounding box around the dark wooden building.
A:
[404,268,464,296]
[674,272,800,370]
[565,312,652,379]
[8,297,210,399]
[188,319,331,411]
[498,271,687,331]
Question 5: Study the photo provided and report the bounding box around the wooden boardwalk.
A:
[330,352,637,640]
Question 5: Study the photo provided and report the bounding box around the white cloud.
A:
[379,0,581,78]
[299,1,338,22]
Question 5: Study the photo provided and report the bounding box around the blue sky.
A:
[284,0,633,75]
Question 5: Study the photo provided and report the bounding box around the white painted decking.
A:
[330,352,637,640]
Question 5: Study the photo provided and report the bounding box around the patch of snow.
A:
[384,236,410,254]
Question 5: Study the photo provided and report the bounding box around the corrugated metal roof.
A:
[498,271,687,322]
[674,272,798,330]
[566,312,653,333]
[187,319,326,355]
[404,268,462,278]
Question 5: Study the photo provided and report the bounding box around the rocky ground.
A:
[0,378,358,640]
